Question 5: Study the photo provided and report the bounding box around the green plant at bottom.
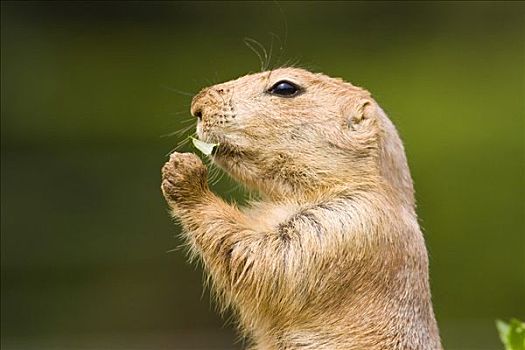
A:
[497,319,525,350]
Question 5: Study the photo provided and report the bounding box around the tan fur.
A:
[161,68,442,349]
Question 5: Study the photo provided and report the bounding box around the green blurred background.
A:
[1,1,524,349]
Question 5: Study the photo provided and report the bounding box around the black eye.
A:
[268,80,301,97]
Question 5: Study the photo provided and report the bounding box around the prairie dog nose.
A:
[190,88,207,120]
[192,108,203,121]
[191,87,221,121]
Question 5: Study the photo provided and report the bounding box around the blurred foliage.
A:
[1,1,524,349]
[497,319,525,350]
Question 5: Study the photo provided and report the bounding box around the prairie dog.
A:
[161,68,442,349]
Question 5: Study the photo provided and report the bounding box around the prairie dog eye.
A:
[267,80,301,97]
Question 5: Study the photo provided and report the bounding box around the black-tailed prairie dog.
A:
[161,68,442,350]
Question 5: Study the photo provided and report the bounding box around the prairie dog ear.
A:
[347,98,375,127]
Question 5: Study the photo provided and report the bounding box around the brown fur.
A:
[161,68,442,349]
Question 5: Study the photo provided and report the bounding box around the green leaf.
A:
[497,319,525,350]
[498,319,511,345]
[190,136,219,156]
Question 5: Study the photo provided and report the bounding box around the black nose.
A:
[194,109,203,120]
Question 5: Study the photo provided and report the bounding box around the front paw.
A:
[161,152,208,207]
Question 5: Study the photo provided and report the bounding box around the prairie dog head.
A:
[191,68,414,204]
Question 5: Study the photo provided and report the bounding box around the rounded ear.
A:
[346,98,375,130]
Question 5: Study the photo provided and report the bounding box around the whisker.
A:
[268,32,284,69]
[179,117,196,124]
[177,139,191,149]
[175,138,191,152]
[167,110,192,117]
[214,71,222,85]
[266,34,274,71]
[165,146,179,157]
[243,37,268,72]
[164,131,195,156]
[225,183,242,195]
[211,169,226,186]
[160,131,180,138]
[208,164,221,186]
[161,84,195,97]
[273,0,288,66]
[160,123,195,138]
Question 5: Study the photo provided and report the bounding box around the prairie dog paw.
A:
[161,152,208,206]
